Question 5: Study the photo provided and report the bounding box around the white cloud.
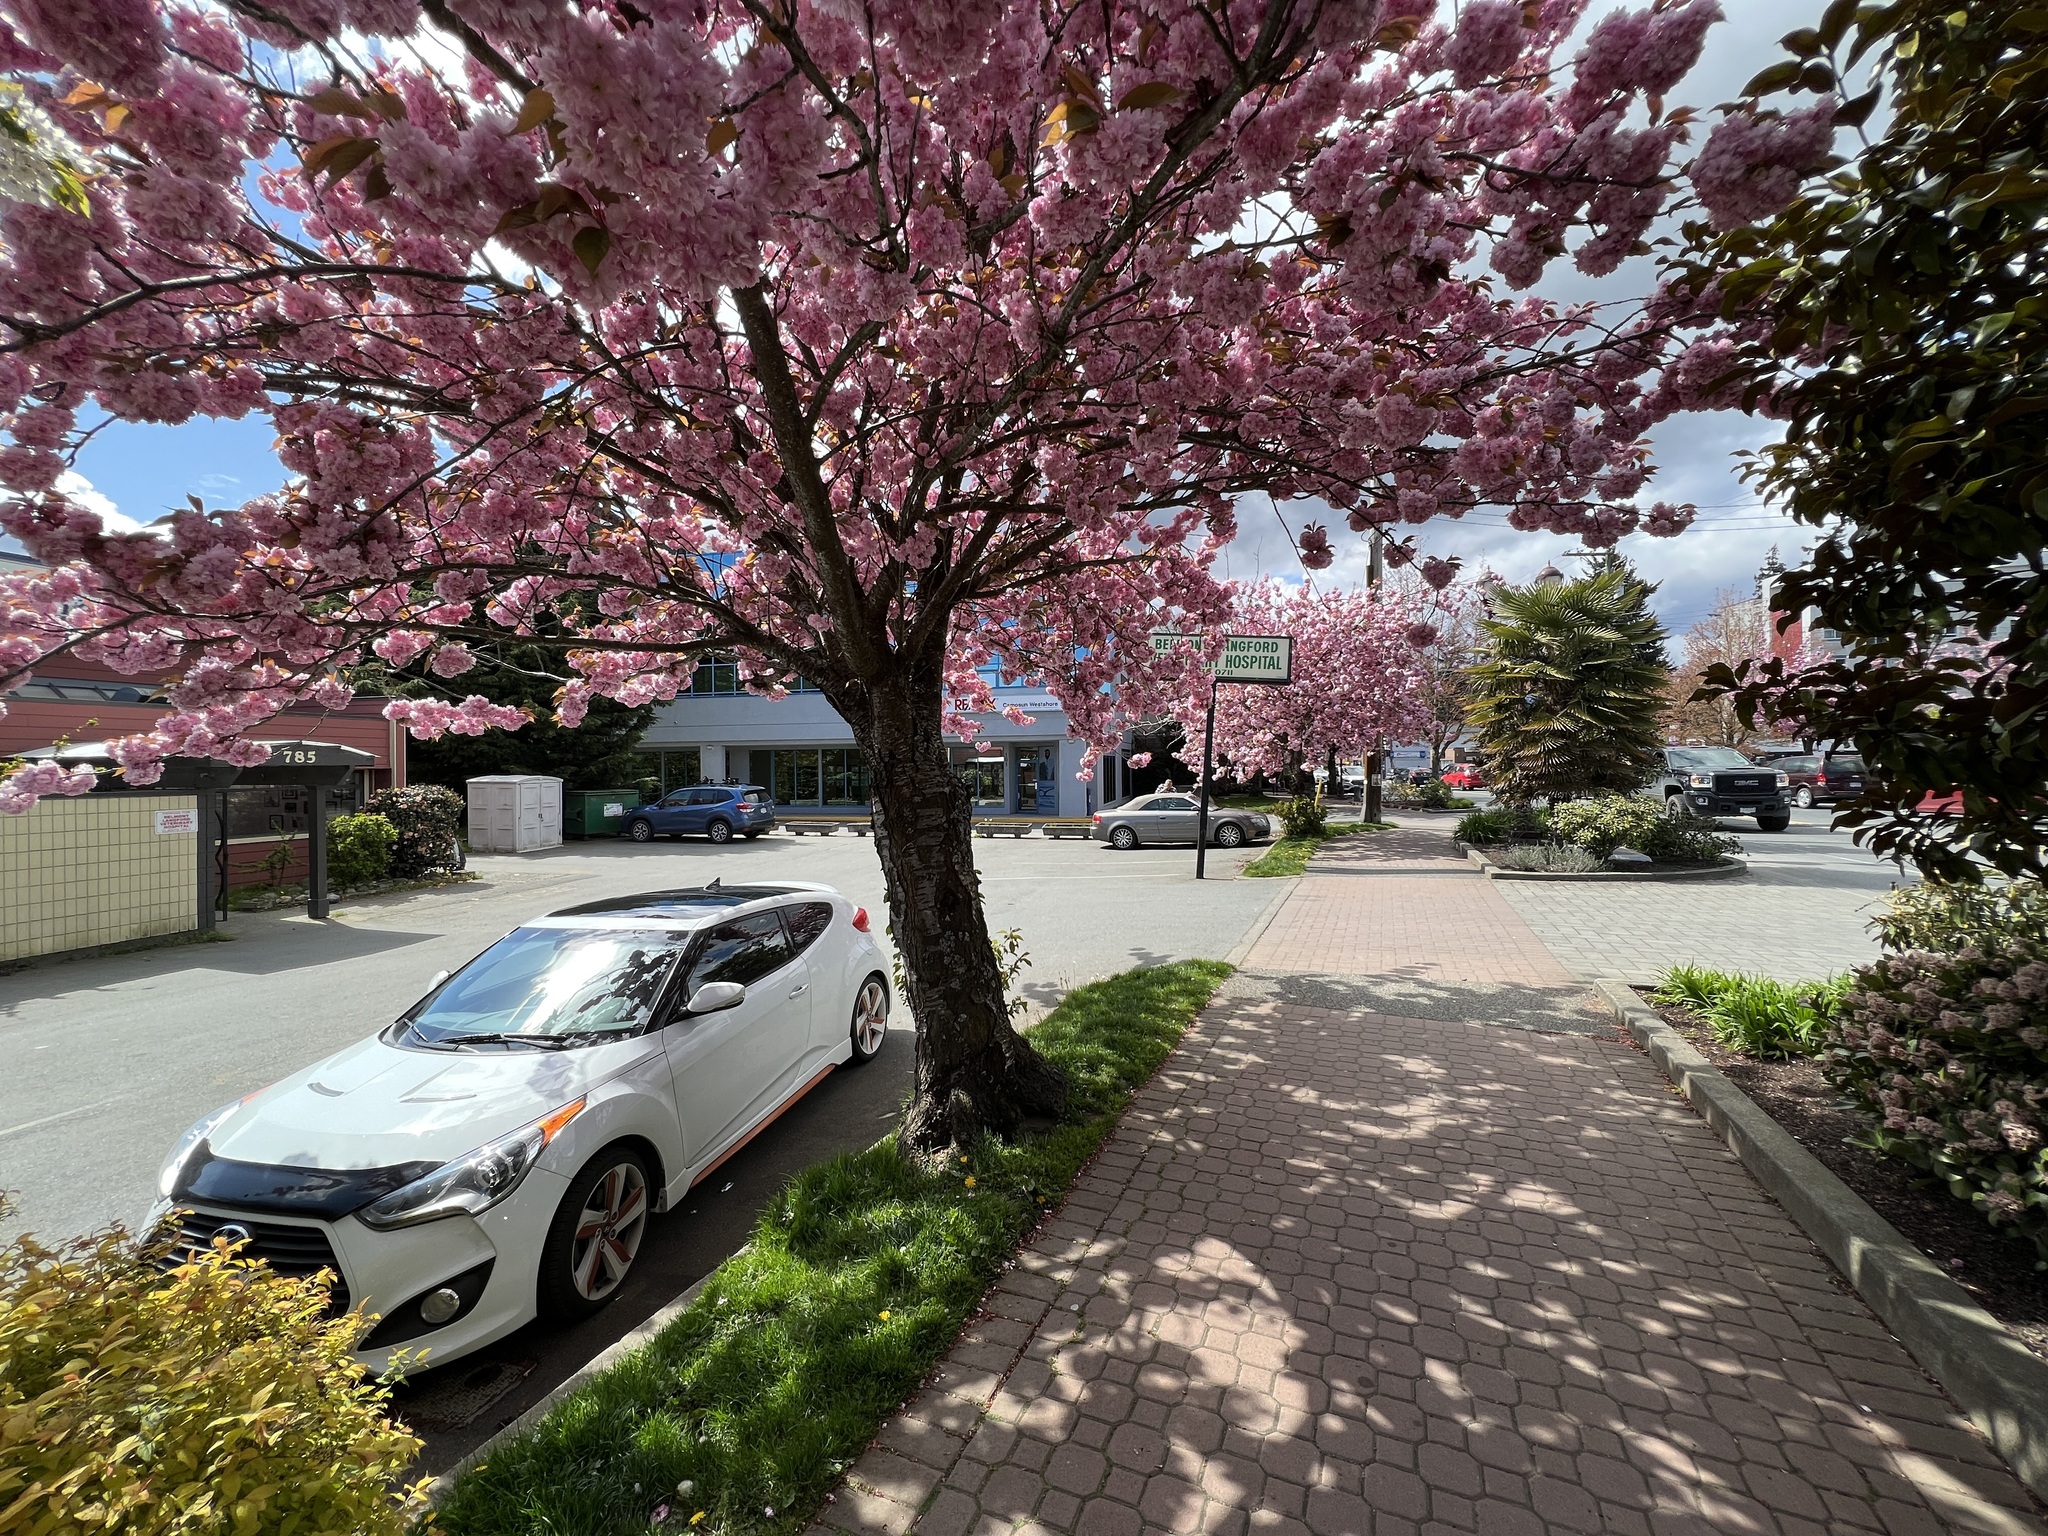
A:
[55,470,143,533]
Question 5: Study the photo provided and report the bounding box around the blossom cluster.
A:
[0,0,1834,812]
[1827,941,2048,1255]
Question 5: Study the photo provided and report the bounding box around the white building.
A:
[638,662,1123,818]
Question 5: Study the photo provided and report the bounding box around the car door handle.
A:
[788,983,809,998]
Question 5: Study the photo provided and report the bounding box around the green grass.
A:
[1651,964,1854,1060]
[1242,820,1394,877]
[435,961,1233,1536]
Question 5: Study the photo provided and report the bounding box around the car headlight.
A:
[158,1101,245,1199]
[1688,773,1714,788]
[357,1098,586,1230]
[1775,772,1790,787]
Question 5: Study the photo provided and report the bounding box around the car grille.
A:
[1713,773,1772,796]
[159,1209,351,1312]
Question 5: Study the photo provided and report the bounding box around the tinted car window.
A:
[660,791,691,808]
[784,902,834,954]
[410,927,685,1042]
[1828,754,1866,772]
[685,911,793,994]
[741,789,770,805]
[687,787,726,805]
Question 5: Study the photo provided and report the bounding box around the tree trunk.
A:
[837,667,1067,1156]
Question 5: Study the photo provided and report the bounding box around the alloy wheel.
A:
[707,819,733,843]
[1214,822,1244,848]
[630,820,653,842]
[1794,786,1814,808]
[569,1162,648,1302]
[851,977,888,1059]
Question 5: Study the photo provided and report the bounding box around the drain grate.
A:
[401,1358,537,1432]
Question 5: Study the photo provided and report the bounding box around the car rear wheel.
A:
[1109,825,1138,850]
[1793,785,1814,808]
[538,1147,652,1321]
[627,819,654,843]
[847,975,889,1065]
[1213,821,1245,848]
[706,818,733,844]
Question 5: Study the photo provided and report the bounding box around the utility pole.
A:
[1365,529,1385,825]
[1194,676,1219,880]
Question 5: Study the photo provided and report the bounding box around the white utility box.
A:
[466,775,563,853]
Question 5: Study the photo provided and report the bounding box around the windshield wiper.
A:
[419,1029,577,1051]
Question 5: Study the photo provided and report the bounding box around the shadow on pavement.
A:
[1220,968,1614,1036]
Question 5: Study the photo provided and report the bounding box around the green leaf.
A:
[1741,60,1803,95]
[1781,26,1823,55]
[1817,0,1859,47]
[511,87,555,135]
[572,224,611,278]
[1116,81,1182,112]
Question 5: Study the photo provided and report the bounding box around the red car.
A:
[1441,765,1487,790]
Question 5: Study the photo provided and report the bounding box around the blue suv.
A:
[623,784,777,844]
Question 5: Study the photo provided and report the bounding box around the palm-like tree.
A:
[1467,568,1670,804]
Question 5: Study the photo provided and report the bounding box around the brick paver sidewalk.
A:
[813,827,2042,1536]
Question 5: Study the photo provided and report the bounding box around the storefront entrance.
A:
[1014,744,1058,814]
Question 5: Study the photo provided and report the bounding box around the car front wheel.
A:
[1793,785,1814,808]
[627,819,654,843]
[706,818,733,843]
[1109,825,1138,850]
[537,1147,652,1322]
[1664,794,1691,820]
[1213,821,1245,848]
[1756,811,1790,832]
[847,974,889,1065]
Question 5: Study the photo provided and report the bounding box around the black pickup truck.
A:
[1649,746,1793,831]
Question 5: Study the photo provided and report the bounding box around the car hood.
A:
[205,1033,656,1172]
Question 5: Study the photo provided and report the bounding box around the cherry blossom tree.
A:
[0,0,1821,1148]
[1165,578,1430,786]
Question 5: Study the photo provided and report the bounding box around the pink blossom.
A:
[1691,103,1837,232]
[0,758,95,814]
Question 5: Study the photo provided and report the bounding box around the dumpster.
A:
[563,788,641,839]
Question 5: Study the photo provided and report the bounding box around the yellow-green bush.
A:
[0,1224,425,1536]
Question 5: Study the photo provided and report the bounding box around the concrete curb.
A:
[1224,878,1296,967]
[423,1266,721,1505]
[1467,848,1748,882]
[1595,978,2048,1499]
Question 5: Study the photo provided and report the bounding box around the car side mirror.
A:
[686,980,746,1015]
[426,970,450,990]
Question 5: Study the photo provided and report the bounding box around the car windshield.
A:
[406,926,686,1044]
[1668,748,1753,769]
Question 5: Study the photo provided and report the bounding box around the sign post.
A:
[1151,631,1295,878]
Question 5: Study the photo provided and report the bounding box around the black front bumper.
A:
[1685,791,1789,817]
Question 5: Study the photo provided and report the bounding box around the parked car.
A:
[1771,753,1827,808]
[150,883,888,1373]
[1650,746,1792,830]
[1745,742,1811,764]
[1092,793,1272,850]
[625,783,775,843]
[1815,750,1875,804]
[1441,765,1486,790]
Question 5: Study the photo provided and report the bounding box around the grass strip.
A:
[1242,820,1393,878]
[435,960,1233,1536]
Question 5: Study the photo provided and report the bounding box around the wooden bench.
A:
[783,816,870,837]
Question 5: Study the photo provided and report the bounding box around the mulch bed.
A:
[1644,993,2048,1359]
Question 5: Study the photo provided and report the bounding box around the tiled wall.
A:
[0,794,198,963]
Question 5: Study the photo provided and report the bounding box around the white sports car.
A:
[150,882,889,1372]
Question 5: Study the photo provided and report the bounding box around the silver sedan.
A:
[1091,793,1273,850]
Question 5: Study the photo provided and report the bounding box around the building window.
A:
[950,747,1006,809]
[656,749,701,791]
[823,747,869,806]
[690,658,742,695]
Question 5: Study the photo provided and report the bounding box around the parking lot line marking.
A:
[0,1094,129,1140]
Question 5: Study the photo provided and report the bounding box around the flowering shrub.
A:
[0,1220,425,1535]
[1826,938,2048,1255]
[1872,880,2048,954]
[1277,796,1327,840]
[363,785,465,879]
[1548,794,1737,864]
[327,811,397,888]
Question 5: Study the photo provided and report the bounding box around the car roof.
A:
[538,883,837,927]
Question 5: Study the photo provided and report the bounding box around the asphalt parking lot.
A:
[0,823,1278,1466]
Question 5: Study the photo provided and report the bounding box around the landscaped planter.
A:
[1463,845,1747,881]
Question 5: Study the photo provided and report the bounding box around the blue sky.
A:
[46,0,1815,640]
